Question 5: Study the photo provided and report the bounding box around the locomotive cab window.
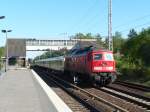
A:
[104,53,114,60]
[94,54,102,60]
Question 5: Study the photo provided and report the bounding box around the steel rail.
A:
[115,81,150,92]
[41,70,129,112]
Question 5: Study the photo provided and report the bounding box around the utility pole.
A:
[2,30,12,72]
[0,16,5,72]
[108,0,113,51]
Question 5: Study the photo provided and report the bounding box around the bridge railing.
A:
[26,40,77,46]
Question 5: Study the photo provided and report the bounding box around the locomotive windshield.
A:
[104,53,114,60]
[93,53,114,60]
[94,54,102,60]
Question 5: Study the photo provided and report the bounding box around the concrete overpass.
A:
[26,39,77,51]
[26,39,80,59]
[6,38,97,59]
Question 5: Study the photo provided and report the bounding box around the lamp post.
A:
[0,16,5,72]
[2,30,12,72]
[0,16,5,19]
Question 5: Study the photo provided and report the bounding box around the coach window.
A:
[94,54,102,60]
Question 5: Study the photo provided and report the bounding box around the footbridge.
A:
[26,39,77,51]
[5,38,97,59]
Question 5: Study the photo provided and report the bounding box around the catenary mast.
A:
[108,0,113,51]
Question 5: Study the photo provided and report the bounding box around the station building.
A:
[4,39,26,67]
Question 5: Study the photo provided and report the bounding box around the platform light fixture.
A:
[1,29,12,72]
[0,16,5,19]
[0,16,5,72]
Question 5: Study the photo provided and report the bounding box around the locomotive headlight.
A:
[106,67,113,70]
[94,67,102,70]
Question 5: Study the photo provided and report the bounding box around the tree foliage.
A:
[0,47,4,58]
[113,31,125,53]
[34,33,106,60]
[121,28,150,67]
[71,33,94,39]
[34,48,68,61]
[0,47,4,69]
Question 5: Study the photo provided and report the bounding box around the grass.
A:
[143,80,150,87]
[115,57,150,87]
[144,92,150,97]
[117,68,150,87]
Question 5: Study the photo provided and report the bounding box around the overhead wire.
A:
[79,11,102,33]
[114,14,150,29]
[98,14,150,36]
[111,14,150,35]
[69,0,98,34]
[69,1,150,37]
[119,21,150,34]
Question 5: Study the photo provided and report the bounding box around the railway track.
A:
[34,67,127,112]
[98,87,150,110]
[49,69,150,111]
[106,83,150,101]
[34,68,94,112]
[33,66,149,112]
[114,81,150,92]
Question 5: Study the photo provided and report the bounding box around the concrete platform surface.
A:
[0,68,73,112]
[0,69,43,112]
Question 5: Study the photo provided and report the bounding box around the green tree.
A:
[73,33,85,39]
[128,29,137,38]
[0,47,4,69]
[0,47,4,57]
[136,28,150,66]
[85,33,93,38]
[121,29,138,63]
[34,48,68,61]
[95,33,106,48]
[113,32,125,53]
[138,42,150,66]
[121,28,150,67]
[72,33,96,39]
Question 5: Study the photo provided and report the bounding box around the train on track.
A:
[35,43,117,86]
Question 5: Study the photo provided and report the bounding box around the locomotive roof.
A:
[72,41,103,50]
[92,49,113,53]
[68,41,107,55]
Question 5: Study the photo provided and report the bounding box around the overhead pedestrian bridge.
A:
[26,39,77,51]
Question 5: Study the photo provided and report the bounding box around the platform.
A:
[0,68,72,112]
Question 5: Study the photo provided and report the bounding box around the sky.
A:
[0,0,150,47]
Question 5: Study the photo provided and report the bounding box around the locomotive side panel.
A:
[35,49,116,86]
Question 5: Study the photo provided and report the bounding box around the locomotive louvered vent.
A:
[73,41,104,50]
[69,41,105,55]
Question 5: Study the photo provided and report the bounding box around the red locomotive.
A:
[64,45,116,85]
[35,41,117,86]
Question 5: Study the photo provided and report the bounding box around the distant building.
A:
[7,39,26,57]
[5,39,26,67]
